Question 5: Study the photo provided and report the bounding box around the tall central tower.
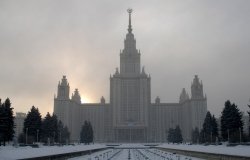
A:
[120,9,140,76]
[110,9,151,142]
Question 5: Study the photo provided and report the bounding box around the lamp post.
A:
[210,132,212,143]
[36,129,39,143]
[26,128,28,145]
[59,131,61,145]
[128,122,133,143]
[130,127,131,143]
[53,131,55,144]
[239,128,242,144]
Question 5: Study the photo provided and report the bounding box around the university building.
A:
[54,10,207,143]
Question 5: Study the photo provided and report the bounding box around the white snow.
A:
[69,148,203,160]
[1,143,250,160]
[0,144,106,160]
[158,143,250,157]
[116,143,148,148]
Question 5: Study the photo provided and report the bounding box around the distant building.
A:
[242,115,249,135]
[14,112,26,137]
[54,10,207,142]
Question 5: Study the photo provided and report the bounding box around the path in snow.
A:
[158,143,250,157]
[68,148,204,160]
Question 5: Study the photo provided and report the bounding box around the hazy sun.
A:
[81,97,92,103]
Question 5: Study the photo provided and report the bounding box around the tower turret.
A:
[71,88,81,104]
[179,88,189,103]
[189,75,207,132]
[100,96,105,104]
[155,96,160,104]
[191,75,204,99]
[57,75,70,100]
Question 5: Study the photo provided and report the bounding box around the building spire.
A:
[127,8,133,33]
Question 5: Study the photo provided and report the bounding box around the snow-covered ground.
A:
[158,143,250,157]
[1,143,250,160]
[115,143,149,148]
[69,148,203,160]
[0,144,106,160]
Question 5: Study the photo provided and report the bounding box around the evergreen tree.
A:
[51,114,58,143]
[41,112,58,144]
[201,111,218,143]
[167,126,183,143]
[174,125,183,143]
[4,98,15,142]
[41,112,51,143]
[221,100,243,142]
[57,120,70,144]
[202,111,212,142]
[88,121,94,143]
[248,104,250,139]
[199,129,205,144]
[211,115,218,142]
[0,98,15,146]
[80,121,93,144]
[167,128,174,143]
[191,127,199,144]
[0,99,7,146]
[57,120,63,144]
[23,106,42,143]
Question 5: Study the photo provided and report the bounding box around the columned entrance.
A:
[114,127,147,143]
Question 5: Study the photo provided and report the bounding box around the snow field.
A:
[0,144,106,160]
[1,143,250,160]
[68,149,122,160]
[132,149,203,160]
[68,148,204,160]
[158,144,250,157]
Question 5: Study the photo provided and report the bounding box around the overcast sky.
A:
[0,0,249,117]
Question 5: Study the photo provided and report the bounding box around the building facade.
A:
[54,10,207,143]
[14,112,26,137]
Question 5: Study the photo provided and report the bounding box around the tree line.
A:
[0,98,71,146]
[0,97,249,145]
[167,125,183,143]
[167,100,250,144]
[19,106,70,145]
[192,100,249,144]
[0,98,15,146]
[0,97,94,146]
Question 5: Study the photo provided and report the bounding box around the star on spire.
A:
[127,8,133,33]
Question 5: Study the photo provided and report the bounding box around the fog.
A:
[0,0,249,117]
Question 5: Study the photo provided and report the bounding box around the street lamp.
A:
[26,128,28,145]
[36,129,39,143]
[210,132,212,143]
[53,131,55,144]
[59,131,61,145]
[239,128,242,144]
[128,122,133,143]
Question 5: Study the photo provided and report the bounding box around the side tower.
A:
[54,76,72,134]
[110,9,151,142]
[179,88,189,103]
[190,75,207,131]
[179,88,191,141]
